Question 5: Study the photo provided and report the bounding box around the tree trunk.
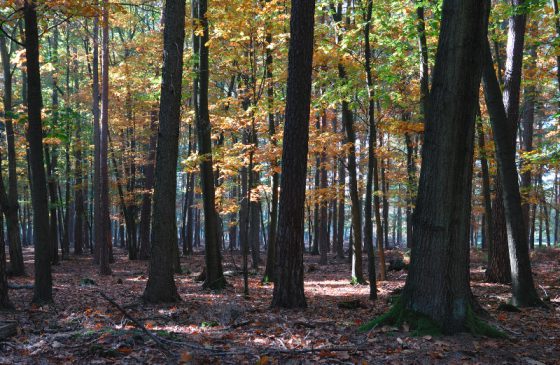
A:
[336,134,346,259]
[271,0,316,309]
[331,3,364,283]
[139,109,158,260]
[520,45,536,233]
[24,0,53,305]
[482,38,542,307]
[0,34,25,276]
[477,118,493,256]
[312,155,320,256]
[92,10,101,265]
[142,0,186,302]
[197,0,226,290]
[0,212,12,309]
[363,0,378,297]
[319,114,329,266]
[98,0,111,276]
[263,19,279,280]
[400,0,488,332]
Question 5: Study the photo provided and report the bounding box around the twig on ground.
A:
[97,291,170,352]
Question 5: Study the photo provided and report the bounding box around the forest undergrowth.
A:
[1,248,559,364]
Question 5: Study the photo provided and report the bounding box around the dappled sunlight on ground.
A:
[1,247,559,363]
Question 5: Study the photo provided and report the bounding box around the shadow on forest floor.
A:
[1,247,559,364]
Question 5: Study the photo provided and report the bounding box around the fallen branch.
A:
[97,291,169,351]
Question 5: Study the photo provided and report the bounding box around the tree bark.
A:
[0,34,25,276]
[271,0,316,309]
[139,109,158,260]
[319,114,329,265]
[477,118,493,256]
[24,0,53,304]
[401,0,489,332]
[263,23,279,280]
[363,0,379,297]
[0,212,12,309]
[196,0,226,290]
[482,39,542,307]
[142,0,186,302]
[98,0,111,275]
[92,9,101,265]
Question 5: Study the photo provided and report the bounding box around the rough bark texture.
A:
[142,0,186,302]
[363,0,378,298]
[482,39,542,307]
[0,34,25,276]
[487,179,512,283]
[271,0,316,309]
[197,0,226,290]
[24,0,53,305]
[99,0,112,276]
[401,0,488,333]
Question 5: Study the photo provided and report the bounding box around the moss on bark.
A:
[359,297,507,338]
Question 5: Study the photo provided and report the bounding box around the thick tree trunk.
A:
[482,39,542,307]
[271,0,316,309]
[142,0,186,302]
[401,0,488,332]
[24,0,53,304]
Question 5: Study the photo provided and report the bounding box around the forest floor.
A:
[0,247,559,364]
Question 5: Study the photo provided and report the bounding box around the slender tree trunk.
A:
[319,114,329,265]
[363,0,378,297]
[482,38,542,307]
[477,118,493,256]
[98,0,111,275]
[520,45,536,233]
[312,154,320,256]
[263,19,279,280]
[139,109,158,260]
[331,3,364,283]
[271,0,316,309]
[0,34,25,276]
[25,0,53,304]
[92,10,101,265]
[74,117,84,255]
[197,0,226,290]
[0,212,12,309]
[336,133,346,259]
